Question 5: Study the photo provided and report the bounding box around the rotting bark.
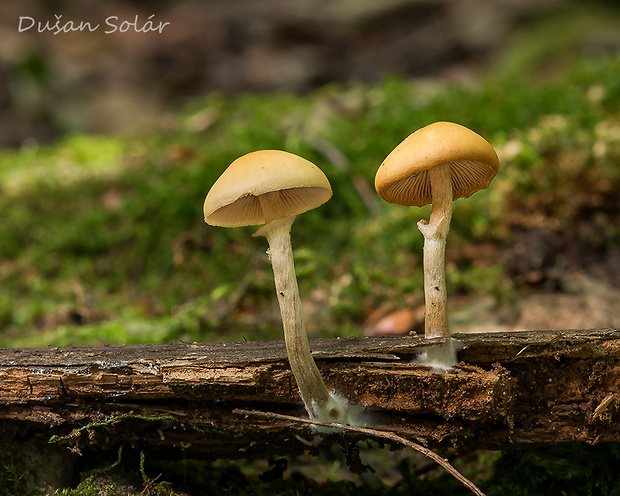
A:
[1,328,619,461]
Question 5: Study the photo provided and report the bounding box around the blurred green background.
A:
[1,0,620,494]
[1,0,619,348]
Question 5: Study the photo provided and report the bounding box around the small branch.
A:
[234,408,486,496]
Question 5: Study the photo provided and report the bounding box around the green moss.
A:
[489,444,620,496]
[48,414,175,445]
[3,441,620,495]
[3,5,620,488]
[0,464,40,496]
[2,52,620,347]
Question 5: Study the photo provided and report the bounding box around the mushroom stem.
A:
[254,215,349,423]
[417,163,453,338]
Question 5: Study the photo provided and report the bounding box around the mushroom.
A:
[375,122,499,367]
[204,150,354,424]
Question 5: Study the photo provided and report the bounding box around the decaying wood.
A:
[1,328,619,462]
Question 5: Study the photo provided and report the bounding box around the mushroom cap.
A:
[204,150,332,227]
[375,121,499,207]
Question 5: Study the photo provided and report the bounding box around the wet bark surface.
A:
[1,329,619,463]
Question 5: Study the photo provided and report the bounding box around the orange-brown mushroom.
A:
[205,150,355,423]
[375,122,499,366]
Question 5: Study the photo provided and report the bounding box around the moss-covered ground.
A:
[2,5,620,494]
[2,54,619,348]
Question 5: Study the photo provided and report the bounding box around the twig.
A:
[234,408,486,496]
[594,393,617,418]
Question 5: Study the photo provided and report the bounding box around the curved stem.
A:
[255,215,347,422]
[417,163,453,339]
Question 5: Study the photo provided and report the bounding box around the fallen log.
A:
[1,328,619,462]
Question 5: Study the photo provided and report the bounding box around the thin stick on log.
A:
[234,408,486,496]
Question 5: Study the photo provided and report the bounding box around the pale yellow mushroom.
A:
[375,122,499,367]
[204,150,353,424]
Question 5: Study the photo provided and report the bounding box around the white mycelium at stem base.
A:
[254,193,351,424]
